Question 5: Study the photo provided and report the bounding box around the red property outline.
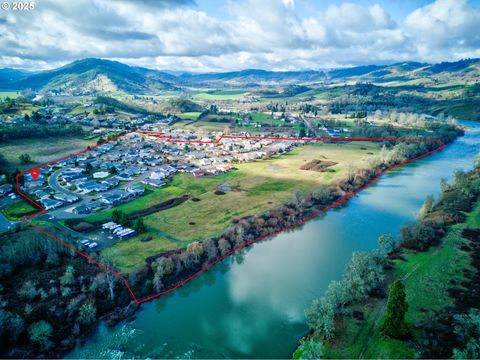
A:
[14,131,446,304]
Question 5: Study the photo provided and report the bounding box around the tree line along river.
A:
[68,120,480,359]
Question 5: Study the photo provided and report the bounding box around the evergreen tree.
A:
[381,279,409,338]
[299,125,307,138]
[133,218,147,234]
[19,153,31,164]
[112,209,122,223]
[120,212,132,227]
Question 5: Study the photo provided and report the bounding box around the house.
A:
[72,204,91,214]
[88,201,107,213]
[127,185,145,196]
[105,177,120,187]
[100,190,130,205]
[33,189,51,198]
[93,171,109,179]
[63,171,86,182]
[77,180,110,193]
[192,170,206,177]
[142,178,165,187]
[53,193,79,203]
[40,198,63,210]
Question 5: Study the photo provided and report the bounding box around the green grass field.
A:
[0,91,21,99]
[100,231,185,273]
[86,185,186,223]
[143,141,380,241]
[250,112,285,126]
[192,89,247,101]
[2,200,38,220]
[177,120,232,132]
[88,141,381,272]
[178,112,201,120]
[0,135,99,171]
[322,203,478,359]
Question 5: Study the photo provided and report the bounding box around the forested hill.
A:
[0,58,479,94]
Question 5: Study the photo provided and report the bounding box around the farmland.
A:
[0,135,98,171]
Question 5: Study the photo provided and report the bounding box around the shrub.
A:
[400,222,437,251]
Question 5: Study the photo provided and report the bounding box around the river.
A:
[68,120,480,359]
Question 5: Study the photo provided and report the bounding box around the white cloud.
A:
[0,0,479,71]
[405,0,480,61]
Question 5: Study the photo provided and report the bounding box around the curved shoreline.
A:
[15,131,450,304]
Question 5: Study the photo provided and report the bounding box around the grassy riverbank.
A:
[295,160,480,359]
[318,206,476,359]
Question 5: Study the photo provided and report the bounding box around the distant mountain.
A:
[1,58,177,95]
[0,68,31,86]
[0,57,479,94]
[325,60,480,84]
[179,69,327,86]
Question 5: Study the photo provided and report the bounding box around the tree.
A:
[60,265,75,286]
[218,238,231,256]
[418,195,434,219]
[24,114,30,122]
[343,252,384,300]
[29,320,53,346]
[109,166,118,175]
[299,125,307,138]
[298,338,324,359]
[120,212,132,227]
[31,111,42,122]
[85,162,93,174]
[133,218,147,234]
[400,222,436,251]
[112,209,122,223]
[8,314,24,342]
[377,233,396,256]
[305,297,335,340]
[203,238,218,262]
[452,309,480,359]
[18,280,38,299]
[152,257,175,292]
[19,153,31,164]
[381,279,409,338]
[78,303,96,325]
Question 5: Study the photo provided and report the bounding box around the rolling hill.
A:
[0,58,479,95]
[1,58,177,95]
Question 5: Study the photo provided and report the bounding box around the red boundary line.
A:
[15,131,446,304]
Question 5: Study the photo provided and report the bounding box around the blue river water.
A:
[68,120,480,359]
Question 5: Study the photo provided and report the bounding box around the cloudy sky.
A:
[1,0,479,72]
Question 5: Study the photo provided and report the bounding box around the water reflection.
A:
[68,121,480,359]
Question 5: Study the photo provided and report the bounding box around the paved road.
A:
[48,169,85,198]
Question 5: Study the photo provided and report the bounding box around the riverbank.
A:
[295,157,480,358]
[66,120,479,359]
[0,122,465,358]
[124,126,460,303]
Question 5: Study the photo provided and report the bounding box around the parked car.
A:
[88,242,99,249]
